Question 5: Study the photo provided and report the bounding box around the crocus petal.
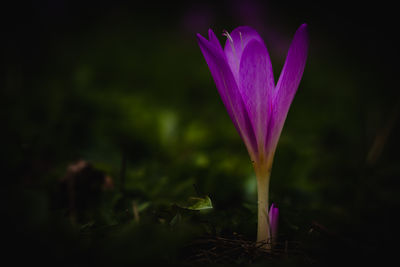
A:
[239,39,275,155]
[197,32,258,156]
[224,26,265,82]
[208,29,223,51]
[267,24,309,153]
[269,203,279,240]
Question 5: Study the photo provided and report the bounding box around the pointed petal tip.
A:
[197,29,222,49]
[196,33,214,56]
[196,29,217,40]
[269,203,278,211]
[196,32,204,40]
[197,30,215,41]
[208,28,221,46]
[196,33,209,46]
[208,28,215,37]
[288,23,309,54]
[298,23,309,36]
[300,23,308,28]
[296,23,309,48]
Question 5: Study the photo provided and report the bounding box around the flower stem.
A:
[255,163,271,249]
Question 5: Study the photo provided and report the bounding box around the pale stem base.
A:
[255,167,271,249]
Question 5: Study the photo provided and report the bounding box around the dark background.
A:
[2,0,399,266]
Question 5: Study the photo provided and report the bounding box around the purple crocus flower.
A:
[196,24,308,245]
[269,203,279,243]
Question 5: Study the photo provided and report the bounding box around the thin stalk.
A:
[254,158,272,249]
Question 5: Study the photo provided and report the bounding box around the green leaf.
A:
[177,196,213,211]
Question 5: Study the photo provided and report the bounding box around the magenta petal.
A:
[208,29,223,51]
[269,203,279,240]
[239,39,275,153]
[224,26,265,81]
[268,24,309,153]
[197,32,258,156]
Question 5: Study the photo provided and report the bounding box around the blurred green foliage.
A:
[2,1,400,266]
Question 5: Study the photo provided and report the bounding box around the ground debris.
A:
[181,233,308,265]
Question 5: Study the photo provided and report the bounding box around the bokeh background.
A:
[3,0,399,266]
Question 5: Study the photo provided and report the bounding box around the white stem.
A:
[254,156,273,249]
[256,172,271,247]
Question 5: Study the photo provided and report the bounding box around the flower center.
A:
[222,30,236,57]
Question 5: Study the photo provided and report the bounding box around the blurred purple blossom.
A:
[269,203,279,241]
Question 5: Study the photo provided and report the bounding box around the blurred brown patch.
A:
[59,160,113,224]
